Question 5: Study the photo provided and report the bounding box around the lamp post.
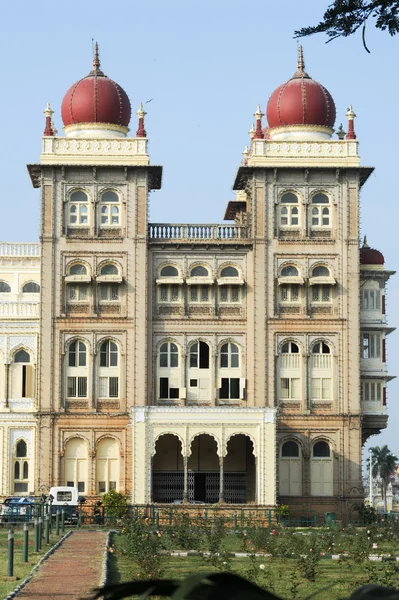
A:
[369,448,373,507]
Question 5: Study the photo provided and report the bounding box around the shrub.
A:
[102,489,129,519]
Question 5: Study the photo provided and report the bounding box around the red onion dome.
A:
[360,238,384,266]
[61,45,131,128]
[266,48,336,129]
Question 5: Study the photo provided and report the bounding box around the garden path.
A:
[16,530,107,599]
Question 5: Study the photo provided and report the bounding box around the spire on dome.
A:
[362,235,369,249]
[346,105,357,140]
[136,103,147,137]
[253,105,264,139]
[43,102,54,137]
[89,41,104,76]
[292,44,310,79]
[249,123,255,139]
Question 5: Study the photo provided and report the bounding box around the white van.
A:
[49,486,85,522]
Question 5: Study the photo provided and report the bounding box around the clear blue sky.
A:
[0,0,397,461]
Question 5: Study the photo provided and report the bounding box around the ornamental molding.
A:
[41,137,149,166]
[249,140,360,167]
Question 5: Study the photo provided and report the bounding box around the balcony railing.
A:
[310,355,332,369]
[0,302,40,318]
[148,224,250,241]
[0,243,40,257]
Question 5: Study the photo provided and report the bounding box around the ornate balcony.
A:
[148,223,250,243]
[0,243,40,257]
[0,302,40,318]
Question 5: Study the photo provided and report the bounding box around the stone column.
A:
[183,456,188,503]
[5,363,9,407]
[219,456,224,504]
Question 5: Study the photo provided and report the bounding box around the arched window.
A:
[311,193,330,228]
[279,266,302,304]
[191,266,209,277]
[11,350,34,399]
[96,438,119,493]
[160,342,178,368]
[189,266,211,303]
[281,266,298,277]
[69,190,89,226]
[310,266,333,303]
[158,266,181,303]
[13,440,29,493]
[100,191,119,226]
[280,192,299,227]
[279,342,300,401]
[64,438,88,493]
[69,264,87,276]
[188,342,211,402]
[220,343,239,368]
[158,342,180,400]
[310,342,332,402]
[98,264,120,302]
[311,441,333,496]
[22,282,40,293]
[161,266,178,277]
[99,341,119,398]
[280,441,302,496]
[220,266,239,278]
[67,341,88,398]
[67,264,89,304]
[0,281,11,293]
[219,267,242,304]
[219,343,242,400]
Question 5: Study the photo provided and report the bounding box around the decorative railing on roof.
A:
[0,243,40,257]
[0,302,39,318]
[148,224,250,241]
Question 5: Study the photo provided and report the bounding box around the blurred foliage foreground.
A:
[91,572,399,600]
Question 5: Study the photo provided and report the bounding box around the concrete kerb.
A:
[5,530,73,600]
[99,530,121,591]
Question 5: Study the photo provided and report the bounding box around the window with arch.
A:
[13,439,29,493]
[219,266,242,303]
[279,265,301,304]
[68,190,89,226]
[98,264,120,302]
[22,282,40,293]
[219,342,242,400]
[188,341,211,401]
[279,440,302,496]
[311,193,331,228]
[189,266,211,304]
[310,265,333,303]
[279,342,300,401]
[311,440,333,496]
[96,438,119,493]
[280,192,299,227]
[360,286,381,312]
[67,264,89,304]
[158,266,181,303]
[0,281,11,293]
[67,341,88,398]
[311,342,332,401]
[11,349,34,399]
[158,342,180,399]
[100,191,119,226]
[64,437,88,493]
[99,341,119,398]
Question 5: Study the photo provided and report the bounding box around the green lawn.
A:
[109,532,399,600]
[0,527,67,598]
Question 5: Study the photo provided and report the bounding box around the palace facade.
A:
[0,46,394,518]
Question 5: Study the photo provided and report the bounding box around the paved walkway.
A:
[16,531,107,600]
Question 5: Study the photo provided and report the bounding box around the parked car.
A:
[0,496,36,522]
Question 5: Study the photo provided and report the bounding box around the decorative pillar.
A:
[136,104,147,137]
[5,363,9,408]
[219,456,224,504]
[253,105,264,139]
[345,106,356,140]
[183,456,188,503]
[43,102,54,137]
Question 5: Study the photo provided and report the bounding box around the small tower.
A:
[43,102,54,137]
[253,105,264,139]
[136,103,147,137]
[346,105,357,140]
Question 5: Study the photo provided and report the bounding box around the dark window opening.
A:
[313,441,330,458]
[77,482,85,493]
[170,388,179,399]
[199,342,209,369]
[190,379,198,387]
[282,441,299,457]
[220,378,240,400]
[22,365,27,397]
[160,378,169,399]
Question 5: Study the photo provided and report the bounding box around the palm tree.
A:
[369,445,398,512]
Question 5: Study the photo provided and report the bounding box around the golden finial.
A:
[93,41,100,71]
[297,44,305,73]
